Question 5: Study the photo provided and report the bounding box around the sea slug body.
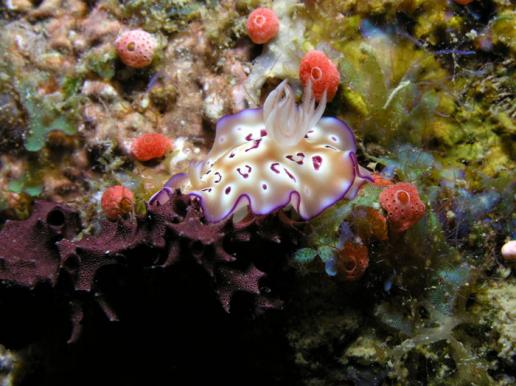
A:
[150,80,371,223]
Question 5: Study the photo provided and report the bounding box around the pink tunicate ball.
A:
[115,29,157,69]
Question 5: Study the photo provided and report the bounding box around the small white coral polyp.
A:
[151,81,371,222]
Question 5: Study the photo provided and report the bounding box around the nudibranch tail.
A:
[150,81,370,223]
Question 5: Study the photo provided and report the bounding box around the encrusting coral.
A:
[151,80,371,222]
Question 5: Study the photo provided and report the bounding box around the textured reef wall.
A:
[0,0,515,385]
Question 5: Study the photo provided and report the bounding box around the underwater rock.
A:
[0,87,26,153]
[0,344,20,386]
[475,278,516,366]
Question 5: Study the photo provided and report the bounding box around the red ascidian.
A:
[115,29,158,69]
[299,50,341,102]
[379,182,426,233]
[101,185,134,220]
[131,133,172,162]
[246,8,280,44]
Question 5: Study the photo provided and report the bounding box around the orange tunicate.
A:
[115,29,157,69]
[371,173,393,187]
[246,8,280,44]
[131,133,172,162]
[299,50,340,102]
[352,206,388,242]
[379,182,426,233]
[336,242,369,282]
[101,185,134,220]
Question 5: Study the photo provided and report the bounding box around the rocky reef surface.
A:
[0,0,514,385]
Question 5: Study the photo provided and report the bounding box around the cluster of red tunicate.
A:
[299,50,340,102]
[131,133,172,162]
[246,8,340,102]
[115,29,157,68]
[246,8,280,44]
[101,185,134,220]
[336,242,369,282]
[379,182,426,233]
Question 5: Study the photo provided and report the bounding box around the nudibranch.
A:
[150,80,371,223]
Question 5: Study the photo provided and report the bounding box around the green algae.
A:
[490,11,516,54]
[15,80,79,152]
[118,0,204,34]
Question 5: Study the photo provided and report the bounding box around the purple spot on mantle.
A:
[331,136,338,142]
[312,155,322,171]
[214,172,222,183]
[262,183,267,190]
[325,145,337,151]
[225,186,231,195]
[245,139,261,152]
[286,152,305,165]
[228,153,236,159]
[201,188,212,192]
[237,164,252,179]
[260,129,268,137]
[245,133,253,141]
[304,130,315,139]
[270,163,280,174]
[283,168,297,182]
